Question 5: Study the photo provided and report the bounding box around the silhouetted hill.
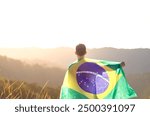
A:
[0,56,65,87]
[0,47,150,75]
[0,48,74,68]
[87,48,150,74]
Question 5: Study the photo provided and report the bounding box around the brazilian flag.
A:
[60,58,137,99]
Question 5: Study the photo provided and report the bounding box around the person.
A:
[59,44,137,99]
[75,43,125,67]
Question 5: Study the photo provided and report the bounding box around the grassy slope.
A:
[0,76,60,99]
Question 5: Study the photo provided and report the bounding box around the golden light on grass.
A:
[0,77,58,99]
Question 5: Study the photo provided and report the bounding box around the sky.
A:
[0,0,150,48]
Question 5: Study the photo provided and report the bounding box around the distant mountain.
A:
[87,48,150,75]
[0,48,75,68]
[0,47,150,75]
[0,56,65,87]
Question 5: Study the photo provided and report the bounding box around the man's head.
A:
[75,44,86,57]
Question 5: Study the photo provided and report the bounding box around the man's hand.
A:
[121,61,125,67]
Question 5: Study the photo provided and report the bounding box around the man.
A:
[60,44,137,99]
[75,43,125,67]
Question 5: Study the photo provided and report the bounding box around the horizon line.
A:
[0,46,149,50]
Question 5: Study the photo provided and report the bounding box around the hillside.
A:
[0,47,150,75]
[0,56,65,88]
[87,48,150,74]
[0,76,60,99]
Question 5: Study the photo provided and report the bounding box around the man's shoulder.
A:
[68,60,78,69]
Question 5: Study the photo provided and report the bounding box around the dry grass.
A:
[0,78,59,99]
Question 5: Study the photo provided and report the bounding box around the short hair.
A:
[76,44,86,56]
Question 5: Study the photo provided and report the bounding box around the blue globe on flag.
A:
[76,62,109,94]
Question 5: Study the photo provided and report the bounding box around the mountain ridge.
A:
[0,47,150,74]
